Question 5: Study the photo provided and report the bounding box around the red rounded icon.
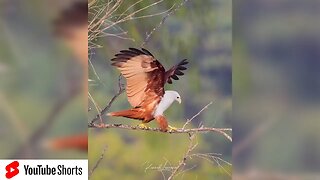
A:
[5,161,19,179]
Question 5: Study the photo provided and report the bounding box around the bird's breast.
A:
[153,96,173,117]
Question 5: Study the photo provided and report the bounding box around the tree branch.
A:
[88,123,232,142]
[89,100,232,177]
[89,101,232,141]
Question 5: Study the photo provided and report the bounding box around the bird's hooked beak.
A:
[177,98,181,104]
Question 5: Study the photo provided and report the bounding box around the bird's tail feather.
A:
[107,109,143,120]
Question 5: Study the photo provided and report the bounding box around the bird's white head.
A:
[164,90,181,104]
[153,90,181,116]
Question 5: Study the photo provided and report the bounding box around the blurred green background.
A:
[234,0,320,178]
[0,0,87,158]
[88,0,232,179]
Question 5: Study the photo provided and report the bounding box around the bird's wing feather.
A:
[164,59,188,84]
[111,48,165,107]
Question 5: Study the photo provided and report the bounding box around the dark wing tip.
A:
[119,50,139,56]
[165,58,188,83]
[128,48,146,55]
[177,66,187,70]
[111,47,155,62]
[171,75,179,80]
[174,59,188,75]
[175,70,184,76]
[179,59,189,65]
[141,48,154,57]
[111,62,122,67]
[111,48,140,62]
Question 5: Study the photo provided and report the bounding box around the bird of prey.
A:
[107,48,188,131]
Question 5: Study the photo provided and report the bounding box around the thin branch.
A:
[100,4,170,34]
[89,56,108,88]
[145,134,199,179]
[182,101,213,129]
[145,160,174,180]
[178,164,197,179]
[167,133,197,180]
[141,0,191,47]
[88,92,103,123]
[89,75,125,124]
[88,123,232,142]
[190,153,232,176]
[89,145,108,178]
[144,136,232,179]
[88,0,169,49]
[115,0,144,22]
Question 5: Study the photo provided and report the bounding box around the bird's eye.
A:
[177,97,180,99]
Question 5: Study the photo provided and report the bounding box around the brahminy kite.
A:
[107,48,188,131]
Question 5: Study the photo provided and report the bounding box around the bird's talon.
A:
[138,123,149,129]
[168,125,178,132]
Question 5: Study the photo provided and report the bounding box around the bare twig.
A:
[190,153,232,176]
[182,101,213,129]
[89,145,108,178]
[89,75,125,124]
[145,138,232,179]
[141,0,191,47]
[167,133,197,180]
[100,0,166,32]
[144,134,199,179]
[145,159,175,180]
[88,0,170,49]
[88,92,102,113]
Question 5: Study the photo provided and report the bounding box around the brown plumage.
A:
[108,48,188,131]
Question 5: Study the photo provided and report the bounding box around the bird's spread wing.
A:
[111,48,165,107]
[164,59,188,84]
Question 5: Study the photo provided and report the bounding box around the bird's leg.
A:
[168,125,178,132]
[155,115,168,132]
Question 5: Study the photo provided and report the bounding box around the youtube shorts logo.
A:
[5,161,19,179]
[0,160,87,180]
